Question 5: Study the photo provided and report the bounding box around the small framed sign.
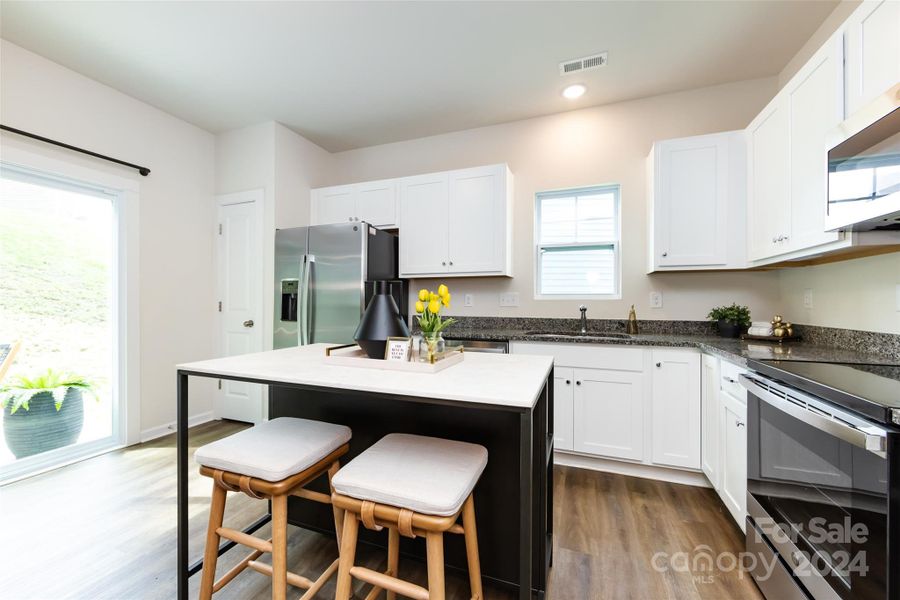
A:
[384,337,412,362]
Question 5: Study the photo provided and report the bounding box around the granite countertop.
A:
[442,328,898,367]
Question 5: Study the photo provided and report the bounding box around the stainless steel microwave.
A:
[826,83,900,232]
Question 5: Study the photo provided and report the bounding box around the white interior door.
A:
[216,191,264,424]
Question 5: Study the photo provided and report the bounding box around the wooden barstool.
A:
[194,417,351,600]
[331,433,487,600]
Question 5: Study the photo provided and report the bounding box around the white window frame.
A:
[534,184,622,300]
[0,146,141,484]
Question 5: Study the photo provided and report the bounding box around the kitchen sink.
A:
[524,331,633,339]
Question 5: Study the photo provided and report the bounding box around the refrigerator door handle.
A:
[299,254,315,345]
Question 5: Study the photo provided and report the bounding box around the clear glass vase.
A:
[418,332,445,363]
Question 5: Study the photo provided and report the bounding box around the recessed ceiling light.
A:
[562,84,586,100]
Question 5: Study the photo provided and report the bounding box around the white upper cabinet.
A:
[647,131,746,271]
[650,349,701,470]
[844,0,900,117]
[785,34,843,251]
[356,179,398,227]
[747,94,791,261]
[311,185,357,225]
[399,163,512,278]
[747,35,845,263]
[311,179,399,229]
[398,172,450,276]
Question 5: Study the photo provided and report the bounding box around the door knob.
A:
[243,320,254,328]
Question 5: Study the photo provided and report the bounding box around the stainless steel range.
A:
[741,360,900,600]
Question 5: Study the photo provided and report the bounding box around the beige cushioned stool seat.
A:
[194,417,351,482]
[332,433,488,516]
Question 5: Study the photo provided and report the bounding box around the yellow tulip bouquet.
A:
[414,284,456,362]
[415,284,456,335]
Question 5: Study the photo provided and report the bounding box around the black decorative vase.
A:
[716,319,743,338]
[354,281,410,359]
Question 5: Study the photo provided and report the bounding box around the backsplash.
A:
[409,316,900,362]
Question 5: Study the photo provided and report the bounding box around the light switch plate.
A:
[649,291,663,309]
[499,292,520,307]
[803,288,813,309]
[464,294,474,307]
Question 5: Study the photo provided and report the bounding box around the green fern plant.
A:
[0,369,98,414]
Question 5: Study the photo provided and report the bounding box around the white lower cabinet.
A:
[700,354,721,488]
[553,367,574,451]
[573,367,645,461]
[720,389,748,531]
[700,353,748,530]
[511,342,701,472]
[651,350,701,469]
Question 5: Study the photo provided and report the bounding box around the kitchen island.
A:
[176,344,554,600]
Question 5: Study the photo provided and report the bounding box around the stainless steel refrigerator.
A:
[274,223,406,349]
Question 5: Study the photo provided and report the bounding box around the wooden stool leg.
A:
[328,461,344,549]
[386,526,400,600]
[199,480,227,600]
[425,531,446,600]
[462,495,483,600]
[335,513,360,600]
[270,494,288,600]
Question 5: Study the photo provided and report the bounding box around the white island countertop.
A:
[178,344,554,409]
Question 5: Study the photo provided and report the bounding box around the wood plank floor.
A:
[0,421,763,600]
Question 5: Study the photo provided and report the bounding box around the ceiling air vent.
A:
[559,52,608,76]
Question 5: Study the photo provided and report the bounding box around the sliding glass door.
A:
[0,168,121,481]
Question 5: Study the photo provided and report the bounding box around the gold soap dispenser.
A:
[626,304,639,335]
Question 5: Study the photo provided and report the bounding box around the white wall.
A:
[327,77,783,322]
[214,121,332,354]
[0,40,217,436]
[778,248,900,334]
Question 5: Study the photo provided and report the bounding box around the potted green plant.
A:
[0,369,97,459]
[707,304,751,338]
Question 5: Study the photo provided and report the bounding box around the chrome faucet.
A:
[579,305,588,334]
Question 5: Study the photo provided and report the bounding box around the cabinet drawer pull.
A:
[723,377,736,383]
[736,420,745,428]
[655,362,662,368]
[565,380,571,385]
[662,252,668,257]
[575,381,581,386]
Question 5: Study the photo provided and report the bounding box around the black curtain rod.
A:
[1,124,151,176]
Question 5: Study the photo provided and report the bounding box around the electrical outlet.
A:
[464,294,474,307]
[649,291,663,309]
[499,292,520,307]
[803,288,813,309]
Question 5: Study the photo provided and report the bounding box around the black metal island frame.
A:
[176,344,554,600]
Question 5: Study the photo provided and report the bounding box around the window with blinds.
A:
[535,185,621,298]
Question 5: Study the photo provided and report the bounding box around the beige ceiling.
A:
[0,1,838,152]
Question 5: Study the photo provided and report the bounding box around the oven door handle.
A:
[740,374,888,457]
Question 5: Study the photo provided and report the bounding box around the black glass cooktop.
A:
[749,359,900,425]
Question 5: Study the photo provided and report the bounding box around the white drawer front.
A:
[509,342,645,371]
